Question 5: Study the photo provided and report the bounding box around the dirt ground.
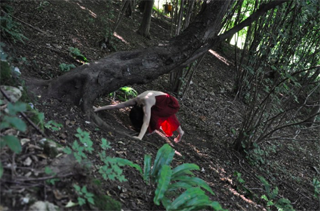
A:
[1,1,319,210]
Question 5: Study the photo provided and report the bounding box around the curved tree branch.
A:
[26,0,289,135]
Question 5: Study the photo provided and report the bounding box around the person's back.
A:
[94,90,184,142]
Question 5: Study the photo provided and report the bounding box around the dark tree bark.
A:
[136,0,154,38]
[27,0,287,134]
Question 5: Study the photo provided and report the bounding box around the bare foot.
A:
[174,129,184,143]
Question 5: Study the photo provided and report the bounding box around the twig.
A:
[15,173,74,182]
[0,87,47,137]
[11,153,16,179]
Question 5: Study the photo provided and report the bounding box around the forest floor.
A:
[1,1,319,210]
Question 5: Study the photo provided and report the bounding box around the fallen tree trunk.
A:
[26,0,287,133]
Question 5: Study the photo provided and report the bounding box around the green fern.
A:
[154,165,172,205]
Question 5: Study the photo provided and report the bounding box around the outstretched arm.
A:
[94,98,136,112]
[134,103,152,140]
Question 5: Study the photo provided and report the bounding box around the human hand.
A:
[93,106,99,112]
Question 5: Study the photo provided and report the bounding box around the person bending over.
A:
[94,90,184,143]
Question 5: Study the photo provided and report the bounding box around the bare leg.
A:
[174,126,184,143]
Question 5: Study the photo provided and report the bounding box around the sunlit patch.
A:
[76,2,97,18]
[209,49,230,66]
[209,164,264,209]
[113,32,129,45]
[186,142,263,209]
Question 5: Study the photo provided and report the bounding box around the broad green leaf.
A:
[0,138,7,148]
[211,201,226,211]
[81,185,87,193]
[267,200,274,206]
[0,122,10,130]
[160,196,171,209]
[113,157,142,174]
[258,175,270,193]
[183,192,210,207]
[151,144,175,180]
[270,187,278,199]
[44,166,54,175]
[0,162,3,178]
[4,116,26,132]
[167,181,193,192]
[275,198,293,210]
[175,176,215,195]
[143,154,151,183]
[167,187,203,210]
[171,163,199,179]
[73,184,81,192]
[78,197,86,206]
[7,102,27,115]
[3,135,22,153]
[100,138,110,150]
[261,194,268,201]
[154,165,172,205]
[63,146,72,154]
[45,120,63,131]
[72,140,80,149]
[87,197,95,205]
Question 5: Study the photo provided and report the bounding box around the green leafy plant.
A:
[97,138,141,182]
[0,6,28,43]
[233,171,255,200]
[68,47,88,62]
[45,120,63,131]
[63,129,132,183]
[0,101,27,178]
[44,166,59,185]
[119,144,225,210]
[98,151,128,182]
[63,128,93,163]
[73,184,95,206]
[27,105,45,130]
[234,171,245,185]
[59,63,76,72]
[36,1,50,10]
[258,176,294,211]
[110,86,138,101]
[313,178,320,199]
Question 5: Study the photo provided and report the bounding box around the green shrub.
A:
[259,176,294,211]
[63,129,133,183]
[73,184,95,206]
[69,47,87,62]
[59,63,76,72]
[26,105,45,130]
[0,101,27,178]
[117,144,226,210]
[109,86,138,101]
[313,178,320,199]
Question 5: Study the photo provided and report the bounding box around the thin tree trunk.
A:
[137,0,154,38]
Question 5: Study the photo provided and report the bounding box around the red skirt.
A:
[148,94,180,137]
